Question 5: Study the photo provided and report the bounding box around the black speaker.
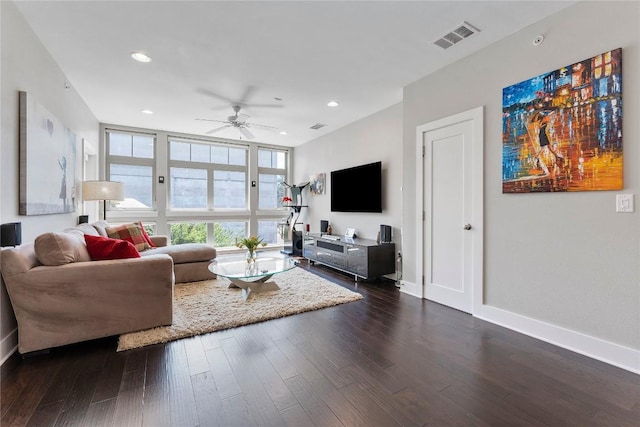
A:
[1,222,22,247]
[380,224,392,243]
[293,231,303,256]
[320,220,329,233]
[78,215,89,224]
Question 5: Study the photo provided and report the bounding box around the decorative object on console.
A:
[345,228,356,238]
[19,91,77,215]
[82,180,124,220]
[1,222,22,247]
[502,48,622,193]
[310,173,326,195]
[320,220,329,234]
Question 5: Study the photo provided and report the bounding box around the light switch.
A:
[616,194,634,213]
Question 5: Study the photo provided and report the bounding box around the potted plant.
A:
[237,235,268,264]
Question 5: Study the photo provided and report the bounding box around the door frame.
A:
[415,106,484,315]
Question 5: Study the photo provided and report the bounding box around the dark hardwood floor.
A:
[2,261,639,426]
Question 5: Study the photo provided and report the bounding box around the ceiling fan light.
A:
[131,52,152,63]
[141,109,154,115]
[327,100,340,107]
[280,131,288,135]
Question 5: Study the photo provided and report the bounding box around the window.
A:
[105,127,291,251]
[213,171,245,209]
[214,221,246,247]
[169,138,248,210]
[106,131,155,209]
[170,222,207,244]
[258,148,287,210]
[169,221,246,247]
[258,220,284,245]
[170,168,207,209]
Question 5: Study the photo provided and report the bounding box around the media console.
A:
[303,233,395,280]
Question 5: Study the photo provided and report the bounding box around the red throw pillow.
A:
[84,234,141,261]
[105,222,151,251]
[138,221,156,248]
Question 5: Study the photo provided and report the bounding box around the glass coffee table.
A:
[208,253,299,301]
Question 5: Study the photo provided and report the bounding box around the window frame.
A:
[101,125,293,251]
[257,147,289,211]
[105,129,157,211]
[168,137,249,212]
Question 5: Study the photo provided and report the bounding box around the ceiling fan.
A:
[196,105,277,140]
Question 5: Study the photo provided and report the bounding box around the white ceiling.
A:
[14,1,576,147]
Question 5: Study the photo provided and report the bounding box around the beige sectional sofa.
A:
[0,221,216,354]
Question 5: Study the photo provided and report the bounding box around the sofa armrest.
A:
[150,235,168,247]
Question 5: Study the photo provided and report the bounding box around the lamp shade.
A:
[82,181,125,201]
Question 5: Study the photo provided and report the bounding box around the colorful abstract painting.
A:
[502,48,622,193]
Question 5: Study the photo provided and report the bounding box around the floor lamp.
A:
[82,181,124,221]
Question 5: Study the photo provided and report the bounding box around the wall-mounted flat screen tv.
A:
[331,161,382,213]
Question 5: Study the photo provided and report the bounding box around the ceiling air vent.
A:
[310,123,327,130]
[433,21,480,49]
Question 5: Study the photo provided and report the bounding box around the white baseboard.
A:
[395,285,639,374]
[479,305,640,375]
[1,328,18,366]
[398,280,422,298]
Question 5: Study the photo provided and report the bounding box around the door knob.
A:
[463,224,472,230]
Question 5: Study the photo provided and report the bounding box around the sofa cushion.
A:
[141,243,216,264]
[138,221,156,248]
[34,232,91,266]
[64,223,102,238]
[84,234,141,261]
[91,221,110,237]
[105,222,152,251]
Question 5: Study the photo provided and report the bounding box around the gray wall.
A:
[293,103,402,243]
[402,1,639,350]
[0,1,100,361]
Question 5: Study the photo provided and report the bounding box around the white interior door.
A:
[416,107,483,314]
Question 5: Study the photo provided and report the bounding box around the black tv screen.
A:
[331,161,382,213]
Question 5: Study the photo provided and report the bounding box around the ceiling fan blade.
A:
[244,103,284,109]
[196,118,230,124]
[238,127,255,139]
[247,122,278,130]
[239,85,256,103]
[196,88,234,104]
[206,124,232,135]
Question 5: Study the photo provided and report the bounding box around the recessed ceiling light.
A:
[131,52,152,63]
[327,101,340,107]
[141,109,154,115]
[279,131,288,135]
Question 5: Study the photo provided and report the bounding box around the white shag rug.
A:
[117,268,362,351]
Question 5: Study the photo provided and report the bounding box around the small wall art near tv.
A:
[502,48,622,193]
[19,91,77,215]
